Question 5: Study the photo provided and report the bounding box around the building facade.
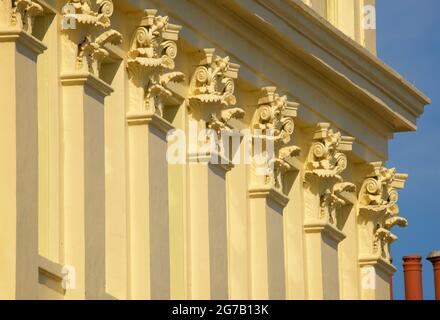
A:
[0,0,431,300]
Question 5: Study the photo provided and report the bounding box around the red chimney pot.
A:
[403,255,423,300]
[427,251,440,300]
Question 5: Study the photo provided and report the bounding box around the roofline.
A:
[285,0,431,106]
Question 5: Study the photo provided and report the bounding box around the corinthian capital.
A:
[251,87,300,195]
[189,48,239,107]
[10,0,43,34]
[62,0,122,76]
[304,123,356,229]
[305,123,354,181]
[358,162,408,262]
[127,9,184,117]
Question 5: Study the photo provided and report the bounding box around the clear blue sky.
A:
[376,0,439,300]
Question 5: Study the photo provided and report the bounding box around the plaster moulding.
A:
[358,162,408,263]
[0,28,46,53]
[60,72,114,96]
[127,9,184,117]
[62,0,122,76]
[250,87,301,197]
[304,123,356,230]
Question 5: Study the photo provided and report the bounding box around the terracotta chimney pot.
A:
[403,255,423,300]
[427,251,440,300]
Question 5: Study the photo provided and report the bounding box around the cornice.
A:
[257,0,431,110]
[249,185,290,208]
[0,29,46,54]
[204,0,430,131]
[60,72,114,97]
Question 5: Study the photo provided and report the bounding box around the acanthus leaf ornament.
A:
[63,0,112,28]
[11,0,43,34]
[62,0,122,76]
[358,162,408,262]
[251,87,301,194]
[304,123,356,229]
[305,123,353,181]
[188,48,243,158]
[189,48,239,107]
[127,9,184,117]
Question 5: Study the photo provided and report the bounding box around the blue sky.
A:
[376,0,440,300]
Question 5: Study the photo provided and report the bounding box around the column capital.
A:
[127,9,184,117]
[250,87,301,197]
[61,0,122,76]
[9,0,43,35]
[188,48,243,164]
[304,123,356,230]
[358,162,408,263]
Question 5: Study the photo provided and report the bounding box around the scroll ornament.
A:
[189,48,238,107]
[252,87,300,193]
[62,0,122,76]
[305,123,356,228]
[189,49,244,155]
[127,9,184,117]
[359,163,408,261]
[11,0,43,34]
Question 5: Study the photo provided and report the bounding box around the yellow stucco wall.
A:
[0,0,430,300]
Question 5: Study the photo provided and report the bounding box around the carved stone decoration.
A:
[304,123,356,228]
[62,0,122,76]
[207,107,245,136]
[189,48,239,107]
[11,0,43,34]
[63,0,113,28]
[188,48,243,158]
[358,162,408,262]
[127,9,184,117]
[251,87,300,194]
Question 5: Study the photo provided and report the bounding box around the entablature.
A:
[122,0,430,164]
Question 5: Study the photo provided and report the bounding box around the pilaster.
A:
[303,122,356,299]
[60,0,120,299]
[186,48,241,299]
[125,9,183,299]
[0,0,46,299]
[357,162,408,300]
[248,87,300,299]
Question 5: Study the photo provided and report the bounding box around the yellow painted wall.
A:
[0,0,429,301]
